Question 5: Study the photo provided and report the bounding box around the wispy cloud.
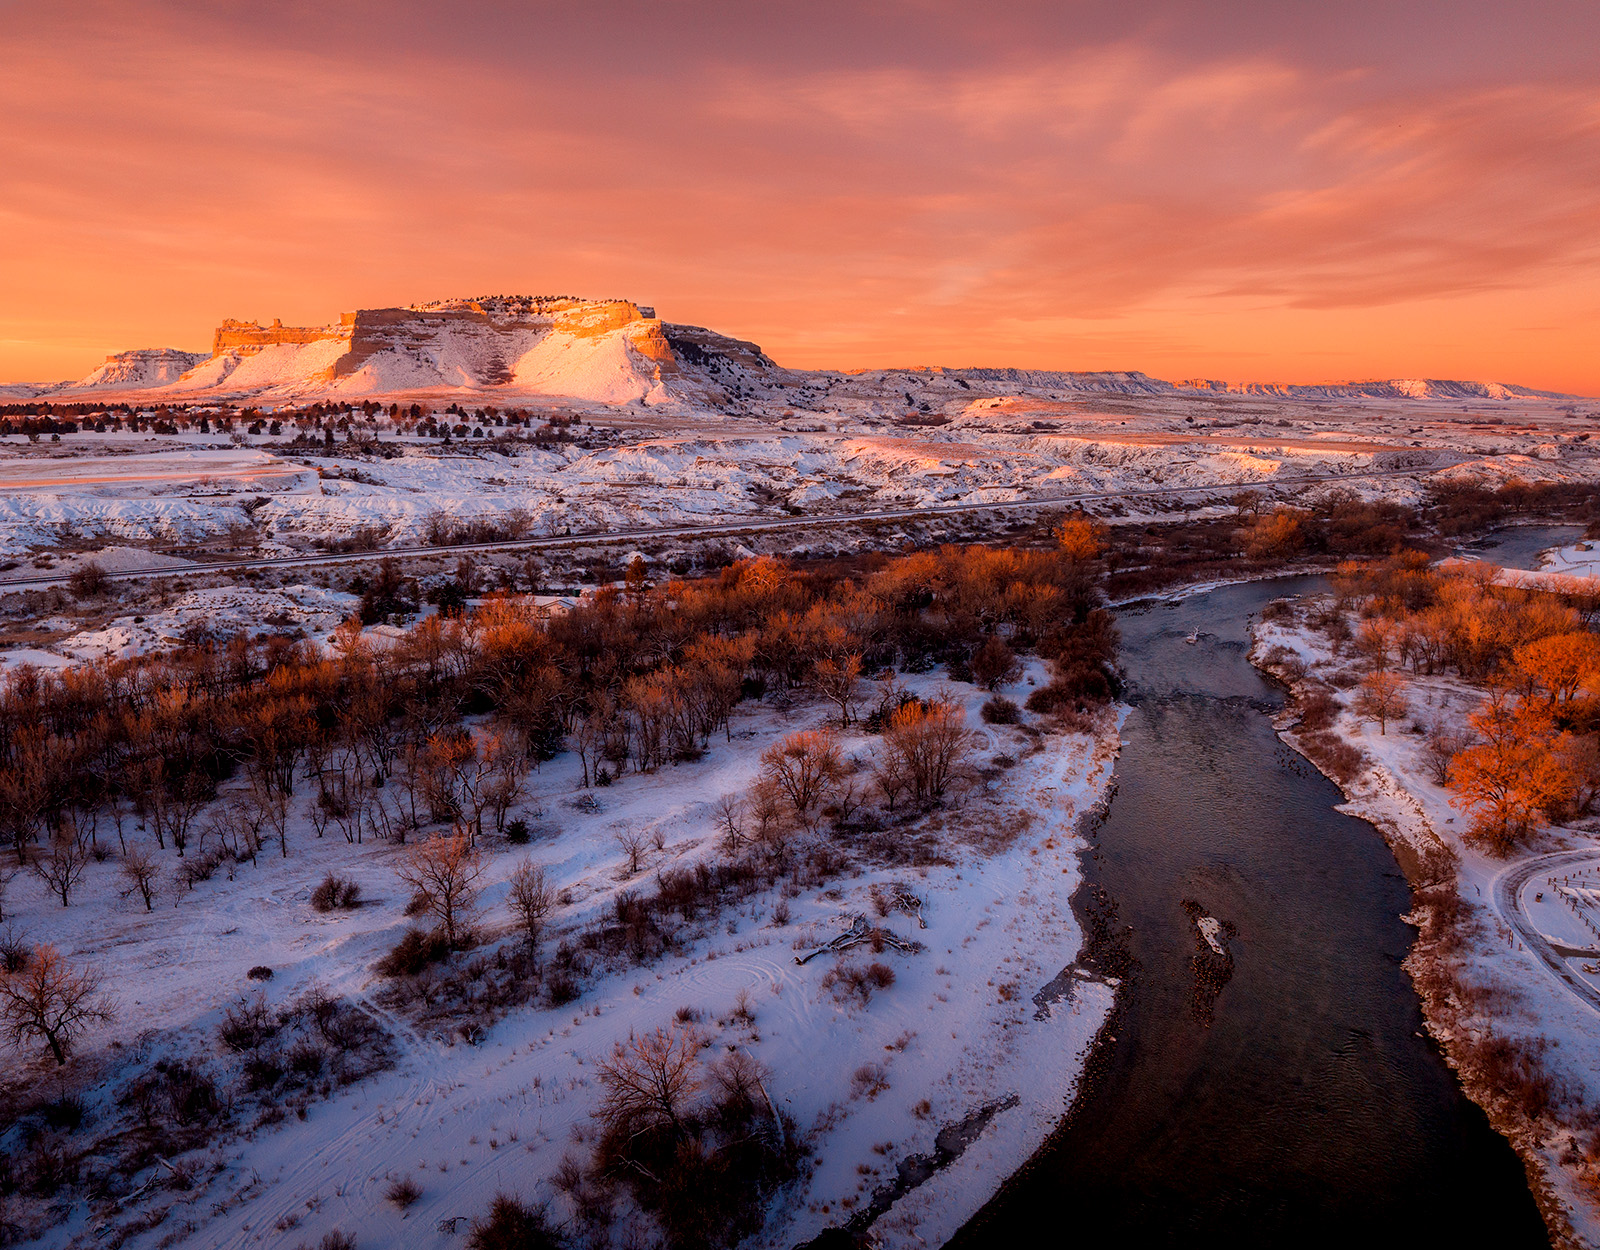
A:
[1,2,1597,389]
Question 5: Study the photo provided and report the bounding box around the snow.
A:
[1539,541,1600,580]
[4,664,1119,1248]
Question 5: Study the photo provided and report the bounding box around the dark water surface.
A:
[1459,523,1584,571]
[947,574,1547,1249]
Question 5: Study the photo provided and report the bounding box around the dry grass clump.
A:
[1296,729,1366,784]
[467,1194,564,1249]
[375,928,451,977]
[821,960,896,1006]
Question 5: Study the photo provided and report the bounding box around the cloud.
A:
[1,3,1598,389]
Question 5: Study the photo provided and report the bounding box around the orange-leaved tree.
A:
[1512,631,1600,712]
[1055,512,1107,565]
[759,730,846,831]
[1449,691,1574,854]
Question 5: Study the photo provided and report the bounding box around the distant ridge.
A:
[5,297,1585,407]
[1176,378,1571,401]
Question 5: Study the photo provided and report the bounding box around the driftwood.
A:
[893,888,927,929]
[795,914,925,964]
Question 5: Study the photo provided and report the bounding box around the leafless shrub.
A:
[507,860,556,950]
[1298,730,1367,784]
[1458,1033,1565,1121]
[1296,687,1340,731]
[595,1023,700,1137]
[850,1063,889,1099]
[616,829,647,876]
[385,1175,422,1209]
[310,872,362,912]
[68,561,110,599]
[219,993,279,1053]
[294,1233,358,1250]
[376,928,450,978]
[310,870,364,909]
[981,695,1021,724]
[0,926,31,973]
[467,1193,563,1250]
[821,960,896,1007]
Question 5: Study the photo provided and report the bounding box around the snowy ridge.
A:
[20,296,1586,408]
[74,348,207,391]
[1178,377,1571,401]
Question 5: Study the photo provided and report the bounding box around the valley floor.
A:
[10,666,1118,1250]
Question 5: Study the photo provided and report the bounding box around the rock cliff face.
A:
[154,296,770,405]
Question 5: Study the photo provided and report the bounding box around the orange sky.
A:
[2,1,1598,393]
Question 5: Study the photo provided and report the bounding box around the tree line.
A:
[1328,551,1600,852]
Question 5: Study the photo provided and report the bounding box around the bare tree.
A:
[395,830,482,947]
[120,844,161,912]
[507,860,556,950]
[574,700,619,788]
[247,774,290,858]
[759,730,846,831]
[0,944,114,1065]
[1354,671,1408,736]
[0,863,16,922]
[876,697,970,807]
[1422,724,1474,786]
[204,796,265,873]
[480,731,527,836]
[713,794,746,854]
[810,621,865,727]
[595,1023,701,1138]
[616,829,647,876]
[32,835,89,907]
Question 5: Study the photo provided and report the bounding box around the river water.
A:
[947,568,1549,1248]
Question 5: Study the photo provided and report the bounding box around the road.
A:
[0,465,1422,591]
[1492,848,1600,1016]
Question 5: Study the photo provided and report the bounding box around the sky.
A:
[2,0,1598,392]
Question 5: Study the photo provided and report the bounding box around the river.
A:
[947,565,1550,1247]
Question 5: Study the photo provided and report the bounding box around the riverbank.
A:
[1251,605,1600,1248]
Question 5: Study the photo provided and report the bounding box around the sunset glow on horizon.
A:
[3,0,1598,393]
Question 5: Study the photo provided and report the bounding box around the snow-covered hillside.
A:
[73,349,207,391]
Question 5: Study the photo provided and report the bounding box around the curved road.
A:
[0,465,1423,591]
[1492,849,1600,1015]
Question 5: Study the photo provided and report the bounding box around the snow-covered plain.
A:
[3,376,1598,573]
[7,666,1119,1249]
